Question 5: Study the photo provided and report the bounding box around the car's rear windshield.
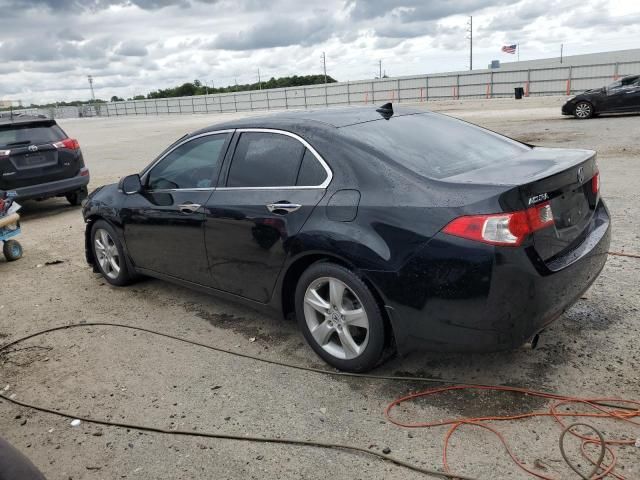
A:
[0,122,66,148]
[342,113,530,179]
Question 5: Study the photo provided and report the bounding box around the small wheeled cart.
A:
[0,190,23,262]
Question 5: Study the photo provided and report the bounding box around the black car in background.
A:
[83,105,610,372]
[0,116,89,204]
[562,74,640,119]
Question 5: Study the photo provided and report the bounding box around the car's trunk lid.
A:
[443,147,599,261]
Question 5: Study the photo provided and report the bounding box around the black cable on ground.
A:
[0,322,631,478]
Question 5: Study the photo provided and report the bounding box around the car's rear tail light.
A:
[53,138,80,150]
[80,167,90,177]
[443,202,555,246]
[591,172,600,194]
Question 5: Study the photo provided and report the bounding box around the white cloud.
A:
[0,0,639,104]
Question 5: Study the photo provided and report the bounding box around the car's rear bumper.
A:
[12,172,89,201]
[365,201,611,354]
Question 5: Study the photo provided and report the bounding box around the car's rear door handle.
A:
[266,202,302,214]
[179,203,201,213]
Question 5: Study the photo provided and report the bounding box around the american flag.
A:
[502,44,517,54]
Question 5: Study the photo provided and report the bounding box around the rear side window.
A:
[227,132,305,187]
[296,149,328,186]
[342,113,529,180]
[0,123,66,148]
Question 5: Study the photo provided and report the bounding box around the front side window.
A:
[147,133,229,190]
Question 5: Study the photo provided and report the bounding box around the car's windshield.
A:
[606,80,622,90]
[342,113,530,180]
[606,76,639,91]
[0,123,66,148]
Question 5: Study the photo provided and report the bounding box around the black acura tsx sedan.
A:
[83,104,610,372]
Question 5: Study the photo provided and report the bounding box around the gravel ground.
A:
[1,96,639,480]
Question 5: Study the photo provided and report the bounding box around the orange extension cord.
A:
[385,385,640,479]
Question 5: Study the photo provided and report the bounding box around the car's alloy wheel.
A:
[303,277,370,360]
[574,102,593,119]
[90,220,136,286]
[94,228,121,280]
[296,262,386,372]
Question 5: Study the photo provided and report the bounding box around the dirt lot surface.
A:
[1,96,639,479]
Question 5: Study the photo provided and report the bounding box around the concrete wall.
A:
[17,48,640,119]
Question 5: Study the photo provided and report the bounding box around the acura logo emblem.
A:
[577,167,584,184]
[28,145,38,152]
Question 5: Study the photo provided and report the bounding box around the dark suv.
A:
[0,115,89,205]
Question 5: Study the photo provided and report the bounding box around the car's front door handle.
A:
[179,203,201,213]
[266,202,302,214]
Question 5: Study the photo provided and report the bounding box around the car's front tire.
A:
[66,187,88,206]
[295,262,386,372]
[574,101,594,119]
[90,220,135,286]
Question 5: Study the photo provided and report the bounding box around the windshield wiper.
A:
[5,140,31,146]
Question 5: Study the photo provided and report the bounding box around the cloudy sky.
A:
[1,0,639,104]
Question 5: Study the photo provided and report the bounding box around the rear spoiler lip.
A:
[435,147,596,187]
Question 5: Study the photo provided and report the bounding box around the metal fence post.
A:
[397,79,401,103]
[233,94,237,112]
[425,76,429,101]
[347,82,351,105]
[567,66,573,95]
[219,95,222,113]
[613,62,619,80]
[490,71,494,98]
[371,81,375,104]
[266,91,270,110]
[284,89,289,110]
[456,74,460,99]
[191,96,195,114]
[249,92,253,111]
[303,87,307,109]
[325,84,328,106]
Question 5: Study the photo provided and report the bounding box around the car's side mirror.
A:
[120,174,143,194]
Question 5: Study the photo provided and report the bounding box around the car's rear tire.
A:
[295,262,386,372]
[90,220,135,286]
[574,101,594,119]
[3,240,23,261]
[66,187,88,206]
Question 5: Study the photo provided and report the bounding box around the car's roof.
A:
[197,104,427,133]
[0,115,53,127]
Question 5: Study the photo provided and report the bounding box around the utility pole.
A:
[321,52,327,84]
[467,16,473,70]
[560,43,564,64]
[258,68,262,90]
[379,59,382,79]
[87,75,95,101]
